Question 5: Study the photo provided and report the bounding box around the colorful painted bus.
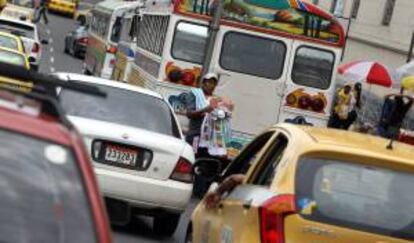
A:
[127,0,346,157]
[83,0,142,79]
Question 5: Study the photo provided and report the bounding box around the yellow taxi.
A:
[0,4,34,22]
[0,31,25,53]
[0,46,32,91]
[0,0,6,9]
[47,0,77,17]
[188,124,414,243]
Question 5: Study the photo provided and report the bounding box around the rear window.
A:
[0,19,34,39]
[0,35,18,50]
[0,129,96,242]
[291,46,334,90]
[59,83,181,138]
[295,158,414,240]
[0,49,25,67]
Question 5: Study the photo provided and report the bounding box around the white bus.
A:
[83,0,142,79]
[127,0,346,157]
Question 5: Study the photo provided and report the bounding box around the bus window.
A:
[119,18,133,42]
[136,15,170,56]
[291,46,335,90]
[219,32,286,79]
[171,22,208,64]
[91,13,110,39]
[111,17,122,43]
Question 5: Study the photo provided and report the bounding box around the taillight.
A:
[170,157,193,183]
[260,194,296,243]
[79,37,88,44]
[107,46,117,54]
[32,43,40,53]
[110,59,116,66]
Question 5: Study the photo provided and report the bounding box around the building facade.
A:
[310,0,414,68]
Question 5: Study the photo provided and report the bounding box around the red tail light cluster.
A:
[79,37,88,44]
[260,194,296,243]
[170,157,193,183]
[32,43,40,53]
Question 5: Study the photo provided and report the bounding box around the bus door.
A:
[210,28,293,135]
[279,40,342,127]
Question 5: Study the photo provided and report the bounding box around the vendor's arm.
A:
[204,174,245,209]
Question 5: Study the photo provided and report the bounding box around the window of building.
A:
[351,0,360,19]
[171,22,208,64]
[220,32,286,79]
[291,46,335,90]
[136,15,170,56]
[382,0,396,26]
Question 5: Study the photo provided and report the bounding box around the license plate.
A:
[104,145,137,166]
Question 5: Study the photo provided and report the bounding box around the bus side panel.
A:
[84,34,106,76]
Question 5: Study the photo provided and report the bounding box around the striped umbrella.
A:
[338,60,393,88]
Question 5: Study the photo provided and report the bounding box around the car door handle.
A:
[242,199,253,210]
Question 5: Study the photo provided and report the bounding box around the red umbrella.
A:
[338,60,393,88]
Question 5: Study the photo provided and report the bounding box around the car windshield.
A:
[296,157,414,241]
[0,34,18,50]
[59,83,181,138]
[0,19,34,39]
[0,129,96,242]
[0,49,25,66]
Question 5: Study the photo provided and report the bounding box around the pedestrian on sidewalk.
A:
[33,0,49,25]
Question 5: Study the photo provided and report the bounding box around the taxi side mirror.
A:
[193,158,221,181]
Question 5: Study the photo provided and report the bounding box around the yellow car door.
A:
[191,130,279,242]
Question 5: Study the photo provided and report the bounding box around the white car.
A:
[0,17,42,71]
[55,73,195,237]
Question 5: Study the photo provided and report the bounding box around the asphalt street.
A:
[36,10,198,243]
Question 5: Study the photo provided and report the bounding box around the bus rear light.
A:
[260,194,296,243]
[107,46,117,54]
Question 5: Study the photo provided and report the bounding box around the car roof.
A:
[55,72,163,99]
[276,123,414,164]
[0,16,35,28]
[0,105,72,146]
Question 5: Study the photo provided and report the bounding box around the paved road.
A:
[37,11,197,243]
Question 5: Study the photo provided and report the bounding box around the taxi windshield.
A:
[0,129,96,242]
[0,34,18,50]
[296,157,414,241]
[0,49,25,66]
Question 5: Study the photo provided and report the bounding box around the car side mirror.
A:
[193,158,222,181]
[28,56,36,63]
[41,39,49,45]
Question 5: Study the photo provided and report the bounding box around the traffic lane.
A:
[38,13,83,74]
[112,199,199,243]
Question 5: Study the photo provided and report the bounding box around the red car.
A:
[0,83,111,241]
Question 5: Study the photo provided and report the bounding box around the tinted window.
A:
[0,35,18,50]
[292,47,334,89]
[220,32,286,79]
[0,49,25,67]
[91,12,110,39]
[0,129,96,242]
[0,20,34,39]
[110,17,122,43]
[223,131,274,178]
[251,135,287,186]
[296,158,414,240]
[60,84,180,138]
[171,22,208,64]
